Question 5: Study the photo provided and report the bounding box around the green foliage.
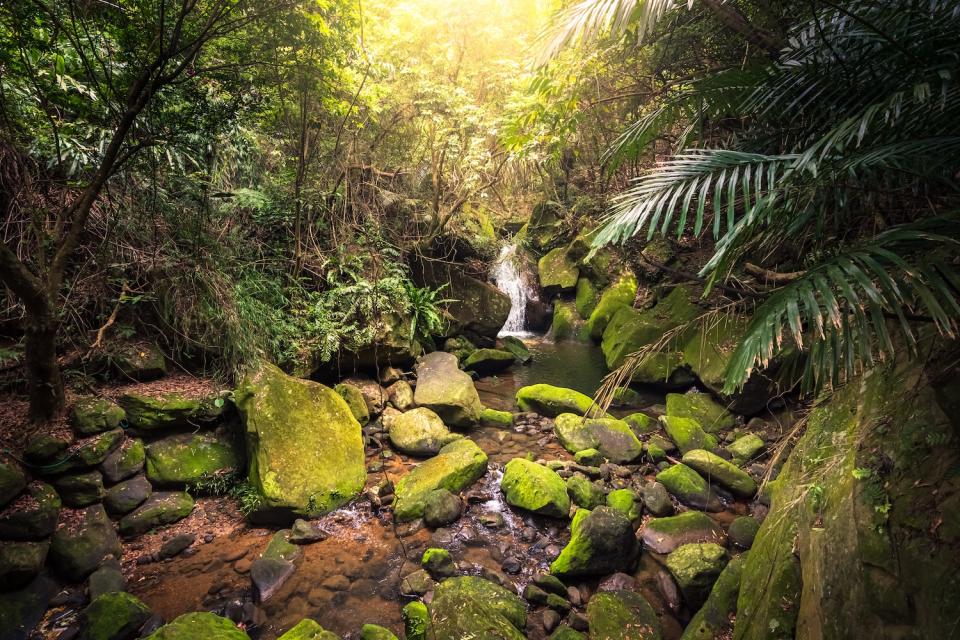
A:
[229,480,265,517]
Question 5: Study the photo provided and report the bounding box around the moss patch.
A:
[517,384,604,418]
[501,458,570,518]
[394,439,488,521]
[585,273,637,340]
[144,612,250,639]
[81,592,152,640]
[666,393,734,433]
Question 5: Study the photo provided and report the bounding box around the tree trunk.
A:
[24,299,64,421]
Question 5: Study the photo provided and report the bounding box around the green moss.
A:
[463,349,516,375]
[665,543,729,609]
[394,439,488,521]
[50,505,121,581]
[575,278,600,318]
[680,315,747,393]
[566,474,606,509]
[666,393,734,433]
[144,612,250,639]
[500,336,531,364]
[550,507,637,578]
[263,530,301,562]
[585,273,637,340]
[335,383,370,426]
[516,384,603,418]
[118,393,215,432]
[681,554,745,640]
[526,200,566,251]
[552,301,589,341]
[681,449,757,497]
[429,576,527,639]
[402,601,430,640]
[0,481,61,539]
[641,511,722,554]
[623,413,655,436]
[574,448,605,466]
[480,408,514,427]
[118,492,195,537]
[71,397,126,436]
[586,590,662,640]
[67,429,125,471]
[728,517,760,550]
[501,458,570,518]
[54,471,105,507]
[539,247,580,291]
[554,414,642,463]
[725,434,765,465]
[549,627,587,640]
[102,438,146,483]
[359,624,398,640]
[145,433,242,487]
[444,336,478,363]
[606,489,640,521]
[0,540,48,587]
[414,352,483,428]
[611,387,644,407]
[388,407,460,457]
[81,592,152,640]
[656,464,722,511]
[276,619,340,640]
[660,416,718,454]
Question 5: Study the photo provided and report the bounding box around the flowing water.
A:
[491,244,537,337]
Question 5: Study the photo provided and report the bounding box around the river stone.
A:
[143,612,250,639]
[0,460,26,509]
[101,439,145,483]
[389,408,461,457]
[71,397,126,436]
[360,624,397,640]
[88,557,125,598]
[586,590,662,640]
[401,569,436,596]
[58,430,125,473]
[341,378,389,416]
[118,393,221,432]
[289,519,325,544]
[251,558,296,603]
[538,246,579,293]
[725,433,765,465]
[681,449,757,497]
[550,507,638,578]
[641,511,724,554]
[641,482,674,518]
[665,543,729,609]
[623,413,656,436]
[679,554,744,640]
[656,464,723,512]
[81,591,152,640]
[0,540,48,588]
[0,481,61,540]
[554,414,642,463]
[501,458,570,518]
[104,475,152,516]
[50,504,121,581]
[235,363,366,521]
[500,336,531,364]
[386,380,415,412]
[480,407,514,428]
[566,475,606,509]
[118,491,194,537]
[423,489,462,528]
[666,393,734,433]
[660,416,719,454]
[552,301,589,341]
[334,383,371,426]
[394,439,488,521]
[413,352,483,428]
[585,273,638,340]
[516,384,602,418]
[605,489,640,521]
[429,576,527,640]
[54,471,104,508]
[463,349,516,376]
[574,448,605,467]
[422,548,457,579]
[402,601,430,640]
[728,516,760,550]
[145,432,242,488]
[277,619,341,639]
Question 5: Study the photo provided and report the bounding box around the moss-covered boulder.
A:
[516,384,602,418]
[104,475,152,516]
[118,393,222,432]
[72,397,126,436]
[414,352,483,428]
[605,488,640,521]
[444,335,478,363]
[480,408,514,428]
[463,349,516,376]
[574,448,604,466]
[0,460,26,509]
[235,363,365,521]
[551,301,589,341]
[666,543,729,609]
[585,273,638,340]
[728,517,759,550]
[389,408,462,457]
[641,510,724,554]
[277,620,341,640]
[575,278,599,319]
[538,247,579,293]
[101,439,145,483]
[394,439,488,521]
[725,434,765,465]
[681,554,744,640]
[0,481,61,540]
[656,464,723,512]
[144,612,250,640]
[428,576,527,640]
[550,506,638,578]
[623,413,655,436]
[145,432,242,488]
[660,416,718,454]
[54,471,105,507]
[553,414,642,463]
[359,624,398,640]
[681,449,756,497]
[118,491,194,537]
[500,336,531,364]
[335,383,370,426]
[500,458,570,518]
[50,504,122,581]
[54,430,125,474]
[24,433,70,466]
[110,342,166,381]
[666,393,734,433]
[0,540,48,588]
[566,474,606,509]
[586,590,662,640]
[402,601,431,640]
[81,591,152,640]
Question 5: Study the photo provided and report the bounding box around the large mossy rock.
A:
[666,543,729,610]
[118,491,194,537]
[516,384,602,418]
[71,397,126,436]
[585,273,638,340]
[100,439,145,483]
[553,414,642,463]
[666,393,734,433]
[0,540,48,588]
[725,434,765,466]
[575,278,599,319]
[500,458,570,518]
[50,504,122,581]
[566,474,606,509]
[54,470,105,507]
[145,432,242,487]
[56,430,125,474]
[110,342,166,381]
[538,247,579,293]
[463,349,516,376]
[144,612,250,640]
[0,460,26,509]
[415,263,510,341]
[641,510,724,554]
[681,449,756,497]
[0,481,61,540]
[681,554,744,640]
[277,619,341,640]
[551,301,589,342]
[586,590,662,640]
[118,393,221,432]
[81,591,152,640]
[550,506,638,578]
[235,363,365,521]
[104,475,152,516]
[656,464,723,512]
[428,576,527,640]
[394,439,488,521]
[334,383,371,426]
[526,200,566,251]
[389,408,461,457]
[660,416,718,454]
[414,352,483,428]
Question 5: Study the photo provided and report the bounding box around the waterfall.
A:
[492,243,534,337]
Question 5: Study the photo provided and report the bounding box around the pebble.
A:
[501,556,522,574]
[566,586,582,606]
[542,609,560,633]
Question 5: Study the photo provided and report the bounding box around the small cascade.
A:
[492,243,535,337]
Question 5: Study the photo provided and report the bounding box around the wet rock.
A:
[501,556,522,574]
[389,408,461,457]
[50,504,121,581]
[640,482,674,518]
[55,471,105,508]
[118,491,194,537]
[597,572,636,593]
[554,414,642,463]
[534,573,568,596]
[479,407,514,428]
[543,609,562,633]
[679,555,744,640]
[500,458,570,518]
[101,439,146,484]
[335,383,371,426]
[524,583,550,605]
[605,489,640,521]
[80,591,152,640]
[463,349,516,376]
[421,489,461,528]
[574,448,605,467]
[500,336,531,364]
[681,449,757,497]
[104,475,152,516]
[413,352,483,428]
[566,474,606,509]
[539,246,580,293]
[550,507,638,579]
[516,384,603,418]
[665,543,729,609]
[289,519,326,544]
[725,433,765,465]
[422,548,457,579]
[623,413,656,436]
[118,393,221,432]
[550,625,586,640]
[251,558,296,603]
[235,363,366,520]
[401,569,436,596]
[660,416,718,455]
[657,570,682,613]
[665,393,734,433]
[159,533,195,559]
[727,516,760,550]
[402,601,430,640]
[386,380,415,412]
[0,540,48,588]
[642,510,724,554]
[141,612,250,639]
[566,586,582,607]
[71,397,126,436]
[394,439,487,521]
[478,513,505,529]
[88,557,125,598]
[0,481,61,540]
[145,432,242,488]
[428,576,526,639]
[566,611,590,632]
[586,590,661,640]
[656,464,723,512]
